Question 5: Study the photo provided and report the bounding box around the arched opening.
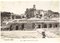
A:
[49,24,52,28]
[43,24,47,28]
[38,25,41,28]
[16,26,18,30]
[54,23,58,28]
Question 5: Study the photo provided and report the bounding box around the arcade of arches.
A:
[9,22,59,30]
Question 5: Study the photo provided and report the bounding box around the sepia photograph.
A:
[0,0,60,40]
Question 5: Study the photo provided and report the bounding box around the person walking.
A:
[42,31,46,38]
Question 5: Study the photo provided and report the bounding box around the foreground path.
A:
[1,31,42,38]
[1,29,60,38]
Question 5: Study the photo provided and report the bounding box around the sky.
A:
[0,0,60,14]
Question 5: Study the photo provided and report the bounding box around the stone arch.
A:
[44,24,47,28]
[42,23,47,28]
[49,24,52,28]
[16,25,19,30]
[38,25,41,28]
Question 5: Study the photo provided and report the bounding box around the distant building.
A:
[25,5,36,18]
[25,5,48,19]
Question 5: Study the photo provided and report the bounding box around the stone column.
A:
[35,23,38,29]
[47,23,49,30]
[47,23,50,28]
[40,23,42,29]
[52,23,54,29]
[18,25,20,30]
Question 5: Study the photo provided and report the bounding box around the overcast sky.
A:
[0,1,60,14]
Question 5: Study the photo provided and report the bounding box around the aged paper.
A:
[0,0,60,43]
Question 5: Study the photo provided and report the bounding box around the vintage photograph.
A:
[0,1,60,39]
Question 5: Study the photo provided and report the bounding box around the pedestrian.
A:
[42,31,46,38]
